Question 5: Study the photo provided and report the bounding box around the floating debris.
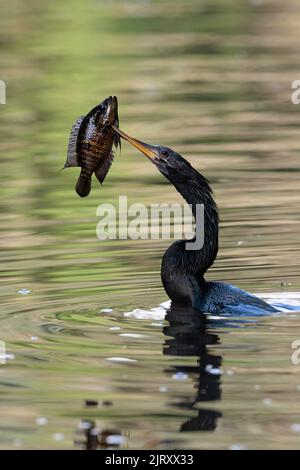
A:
[84,399,98,407]
[30,336,39,342]
[106,357,137,363]
[36,416,48,426]
[101,308,113,313]
[18,288,31,296]
[159,386,168,393]
[254,384,261,391]
[226,370,235,376]
[109,326,121,331]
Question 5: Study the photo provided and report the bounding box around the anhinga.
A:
[113,126,277,315]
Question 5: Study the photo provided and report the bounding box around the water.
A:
[0,0,300,450]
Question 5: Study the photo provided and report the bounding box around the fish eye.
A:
[161,149,168,157]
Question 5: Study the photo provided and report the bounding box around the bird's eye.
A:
[161,149,168,157]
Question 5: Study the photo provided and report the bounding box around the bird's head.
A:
[111,126,191,182]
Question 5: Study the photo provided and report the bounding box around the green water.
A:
[0,0,300,450]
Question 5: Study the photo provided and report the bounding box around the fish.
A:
[64,96,120,197]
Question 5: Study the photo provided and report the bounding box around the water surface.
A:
[0,0,300,450]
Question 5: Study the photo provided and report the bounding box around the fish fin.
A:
[94,151,114,184]
[64,116,84,168]
[76,170,91,197]
[114,132,121,151]
[113,116,121,151]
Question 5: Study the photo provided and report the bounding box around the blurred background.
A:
[0,0,300,450]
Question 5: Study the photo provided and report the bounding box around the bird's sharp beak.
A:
[111,125,157,160]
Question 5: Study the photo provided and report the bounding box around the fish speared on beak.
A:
[111,125,158,160]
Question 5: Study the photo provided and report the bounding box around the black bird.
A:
[113,126,277,315]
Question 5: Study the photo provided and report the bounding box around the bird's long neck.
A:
[169,166,219,279]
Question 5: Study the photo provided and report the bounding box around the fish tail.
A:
[75,169,92,197]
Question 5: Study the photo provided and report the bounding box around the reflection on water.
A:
[74,419,124,450]
[0,0,300,450]
[163,306,222,432]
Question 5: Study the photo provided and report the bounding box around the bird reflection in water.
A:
[163,305,222,432]
[74,419,124,450]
